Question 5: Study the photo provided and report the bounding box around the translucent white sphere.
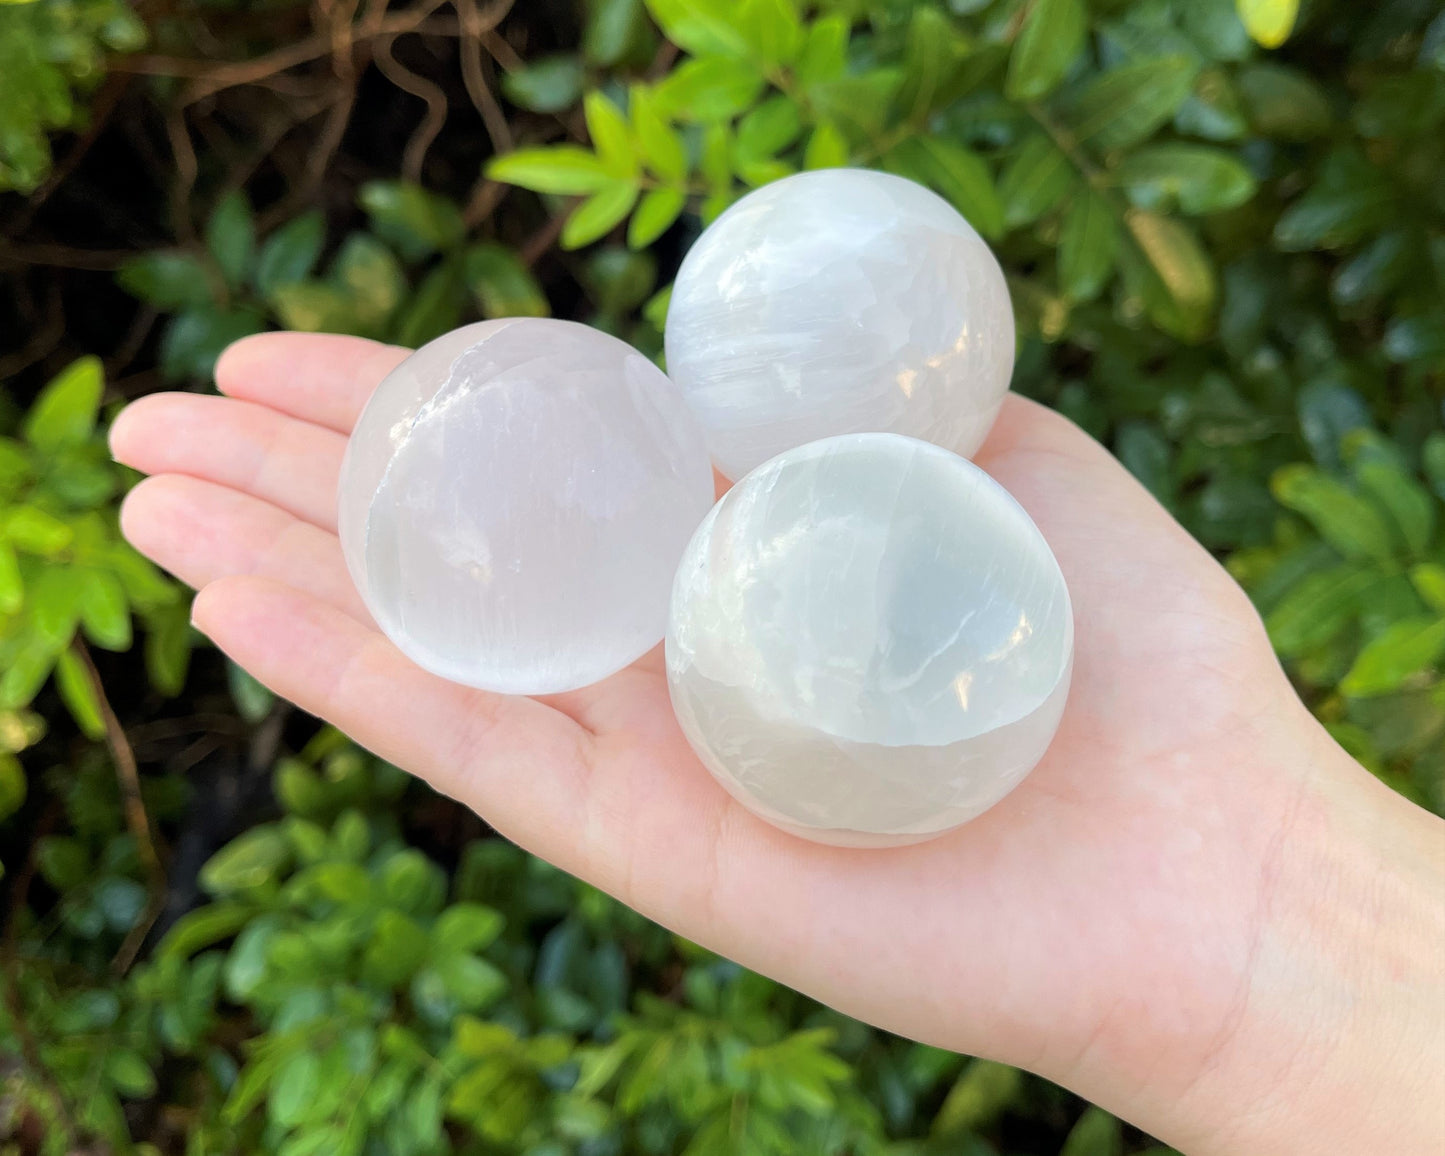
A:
[666,433,1072,847]
[664,169,1016,481]
[339,319,714,695]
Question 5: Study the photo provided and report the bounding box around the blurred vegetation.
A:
[0,0,1442,1152]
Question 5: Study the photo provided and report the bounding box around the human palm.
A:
[111,332,1369,1149]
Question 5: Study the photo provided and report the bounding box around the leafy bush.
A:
[1,0,1441,1152]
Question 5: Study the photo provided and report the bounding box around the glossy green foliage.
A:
[0,0,144,192]
[2,0,1442,1152]
[0,360,183,879]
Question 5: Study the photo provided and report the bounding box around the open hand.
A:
[111,332,1443,1155]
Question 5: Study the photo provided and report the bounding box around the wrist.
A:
[1167,718,1445,1154]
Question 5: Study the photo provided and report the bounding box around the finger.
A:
[110,393,346,532]
[215,332,409,434]
[120,474,371,624]
[192,575,602,828]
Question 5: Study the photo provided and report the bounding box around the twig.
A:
[480,27,523,74]
[520,211,565,266]
[112,0,451,103]
[456,0,514,154]
[72,641,167,974]
[373,34,451,183]
[462,178,507,228]
[164,104,200,244]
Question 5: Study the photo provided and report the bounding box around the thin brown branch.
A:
[462,178,507,228]
[520,210,565,266]
[480,27,524,74]
[112,1,450,104]
[373,33,450,183]
[456,0,514,154]
[72,641,167,974]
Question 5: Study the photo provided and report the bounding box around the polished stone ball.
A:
[339,319,715,695]
[664,169,1016,480]
[666,433,1072,847]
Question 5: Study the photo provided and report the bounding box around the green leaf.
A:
[37,835,88,890]
[392,261,465,348]
[502,55,585,113]
[1271,464,1397,563]
[1265,565,1374,656]
[30,565,84,646]
[1061,1106,1122,1156]
[1069,56,1200,151]
[803,121,849,170]
[584,90,637,177]
[255,211,326,298]
[895,6,971,121]
[1006,0,1086,102]
[160,306,266,381]
[887,137,1003,240]
[269,1050,320,1127]
[432,903,505,954]
[1059,189,1118,302]
[207,189,256,291]
[0,755,25,823]
[1177,69,1249,141]
[795,14,848,88]
[79,568,130,650]
[999,134,1075,228]
[1114,145,1257,214]
[1411,564,1445,614]
[436,952,508,1010]
[201,825,290,895]
[1340,617,1445,698]
[628,188,686,247]
[0,638,57,709]
[653,57,766,123]
[463,243,549,318]
[932,1059,1021,1136]
[0,541,20,614]
[630,86,687,180]
[1353,462,1435,558]
[585,0,652,67]
[562,181,640,249]
[1236,64,1332,140]
[228,660,274,723]
[332,235,406,333]
[486,147,614,195]
[106,1050,157,1098]
[643,0,750,58]
[1236,0,1299,49]
[144,601,192,695]
[23,356,103,452]
[1424,435,1445,503]
[118,252,213,310]
[735,95,802,162]
[54,648,105,739]
[1124,210,1217,340]
[157,901,254,959]
[359,182,465,261]
[736,0,802,69]
[1383,317,1445,367]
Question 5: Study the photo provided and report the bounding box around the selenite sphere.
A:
[666,433,1073,847]
[338,319,714,695]
[664,168,1016,480]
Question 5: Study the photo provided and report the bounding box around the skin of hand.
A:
[109,332,1445,1156]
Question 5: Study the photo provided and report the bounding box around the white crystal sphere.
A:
[666,433,1073,847]
[339,319,714,695]
[664,168,1016,480]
